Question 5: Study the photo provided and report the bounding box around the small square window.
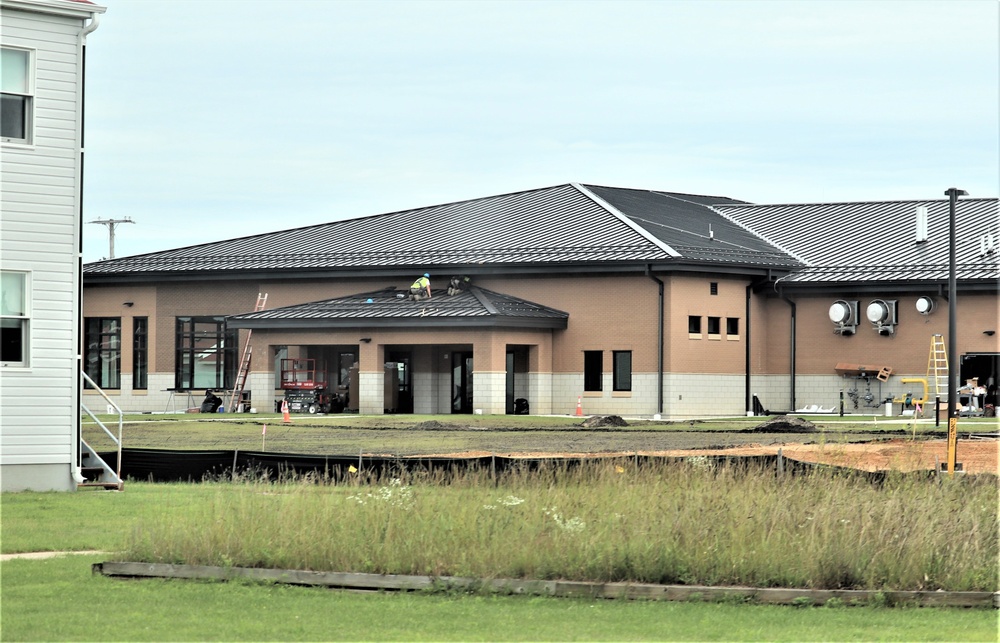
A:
[726,317,739,336]
[688,316,701,334]
[707,316,721,335]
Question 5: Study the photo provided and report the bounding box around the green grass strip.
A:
[2,556,997,641]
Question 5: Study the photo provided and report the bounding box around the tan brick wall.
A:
[666,275,754,374]
[471,274,662,373]
[765,293,1000,376]
[82,273,997,418]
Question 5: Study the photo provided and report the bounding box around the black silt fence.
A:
[98,448,896,485]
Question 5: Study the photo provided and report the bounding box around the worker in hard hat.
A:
[409,273,432,300]
[447,275,471,296]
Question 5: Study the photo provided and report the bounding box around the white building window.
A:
[1,271,29,365]
[1,47,33,143]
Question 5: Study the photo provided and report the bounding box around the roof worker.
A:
[447,275,471,296]
[409,273,432,301]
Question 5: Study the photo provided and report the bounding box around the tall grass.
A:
[123,461,998,591]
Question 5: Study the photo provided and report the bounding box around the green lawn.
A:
[3,481,998,641]
[2,556,996,641]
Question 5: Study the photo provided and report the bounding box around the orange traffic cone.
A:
[281,399,291,424]
[575,396,583,417]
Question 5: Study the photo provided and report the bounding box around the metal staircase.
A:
[79,371,123,491]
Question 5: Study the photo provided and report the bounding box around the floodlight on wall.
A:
[915,296,935,315]
[828,300,859,336]
[866,299,897,335]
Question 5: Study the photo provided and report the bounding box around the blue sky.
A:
[81,1,999,262]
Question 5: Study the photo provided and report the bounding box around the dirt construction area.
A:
[89,415,999,475]
[430,439,997,474]
[618,439,997,474]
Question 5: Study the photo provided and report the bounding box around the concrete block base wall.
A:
[527,372,552,415]
[750,374,935,416]
[472,372,506,415]
[664,373,747,418]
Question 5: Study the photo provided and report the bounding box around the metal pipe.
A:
[778,287,797,412]
[646,266,664,415]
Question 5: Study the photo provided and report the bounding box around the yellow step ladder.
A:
[228,293,268,412]
[926,334,949,399]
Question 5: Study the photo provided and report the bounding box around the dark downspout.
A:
[778,286,797,412]
[646,266,664,415]
[745,283,752,415]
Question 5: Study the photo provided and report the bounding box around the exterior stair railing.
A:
[79,371,124,490]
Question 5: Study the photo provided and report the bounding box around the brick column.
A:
[473,333,507,414]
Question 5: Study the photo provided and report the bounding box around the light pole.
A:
[944,187,967,475]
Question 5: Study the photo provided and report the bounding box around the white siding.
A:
[1,3,94,492]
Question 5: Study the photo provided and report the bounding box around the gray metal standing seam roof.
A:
[83,183,799,277]
[226,286,569,329]
[713,198,999,284]
[82,182,998,287]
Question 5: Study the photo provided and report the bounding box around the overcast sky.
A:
[80,0,999,262]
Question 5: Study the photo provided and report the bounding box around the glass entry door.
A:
[387,350,412,413]
[451,351,473,413]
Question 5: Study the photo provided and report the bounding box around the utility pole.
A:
[87,217,134,259]
[944,187,967,476]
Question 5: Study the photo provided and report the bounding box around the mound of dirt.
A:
[409,420,462,431]
[745,416,817,433]
[580,415,629,428]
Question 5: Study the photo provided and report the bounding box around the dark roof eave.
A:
[83,259,800,285]
[226,317,568,331]
[770,279,999,296]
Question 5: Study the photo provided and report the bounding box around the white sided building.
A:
[1,0,113,491]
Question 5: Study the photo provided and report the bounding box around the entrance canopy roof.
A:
[226,286,569,330]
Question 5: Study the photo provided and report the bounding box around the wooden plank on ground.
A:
[92,563,999,608]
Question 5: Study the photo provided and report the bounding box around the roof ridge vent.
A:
[915,205,928,243]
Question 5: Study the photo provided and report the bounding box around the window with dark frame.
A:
[688,315,701,334]
[175,317,236,391]
[710,282,718,295]
[583,350,603,391]
[133,317,148,390]
[613,351,632,391]
[1,271,28,365]
[1,48,32,142]
[84,317,121,389]
[726,317,740,336]
[707,316,721,335]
